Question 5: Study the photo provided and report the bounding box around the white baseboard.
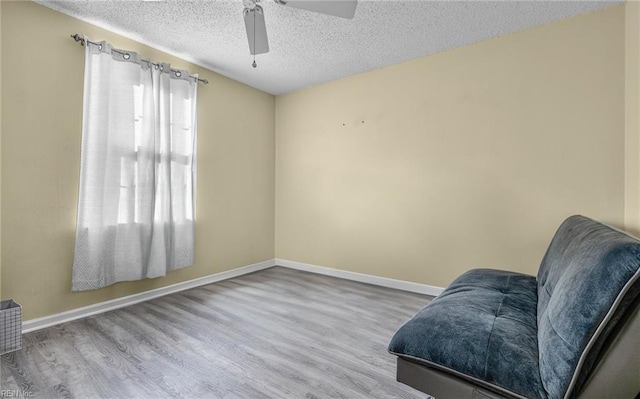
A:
[23,258,442,333]
[275,258,444,297]
[22,259,276,333]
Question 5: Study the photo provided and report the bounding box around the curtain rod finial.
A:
[71,34,85,45]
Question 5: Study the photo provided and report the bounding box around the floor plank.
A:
[1,267,432,398]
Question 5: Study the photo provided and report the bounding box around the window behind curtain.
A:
[72,39,198,291]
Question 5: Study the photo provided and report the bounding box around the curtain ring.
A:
[98,44,103,51]
[176,71,182,77]
[124,53,131,60]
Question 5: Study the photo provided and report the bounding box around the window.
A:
[72,40,198,291]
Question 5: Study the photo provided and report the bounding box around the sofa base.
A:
[396,357,522,399]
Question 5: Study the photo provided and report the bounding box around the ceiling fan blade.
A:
[244,5,269,55]
[275,0,357,19]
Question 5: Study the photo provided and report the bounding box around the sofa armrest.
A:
[576,298,640,399]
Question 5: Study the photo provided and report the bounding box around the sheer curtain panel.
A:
[73,39,197,291]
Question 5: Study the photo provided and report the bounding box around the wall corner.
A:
[625,0,640,236]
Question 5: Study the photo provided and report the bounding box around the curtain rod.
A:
[71,34,209,85]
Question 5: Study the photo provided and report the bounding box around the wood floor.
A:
[1,267,432,399]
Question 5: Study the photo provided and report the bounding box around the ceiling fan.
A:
[242,0,357,67]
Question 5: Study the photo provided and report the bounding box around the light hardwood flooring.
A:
[1,266,432,398]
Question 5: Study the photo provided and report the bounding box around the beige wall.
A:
[1,1,275,320]
[0,1,3,300]
[626,1,640,236]
[275,5,625,287]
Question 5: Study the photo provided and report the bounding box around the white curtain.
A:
[72,39,197,291]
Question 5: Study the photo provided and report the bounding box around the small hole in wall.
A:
[342,123,345,126]
[361,120,365,123]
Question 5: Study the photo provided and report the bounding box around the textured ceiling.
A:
[38,0,621,95]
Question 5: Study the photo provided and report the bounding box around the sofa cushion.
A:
[536,215,640,398]
[388,269,546,399]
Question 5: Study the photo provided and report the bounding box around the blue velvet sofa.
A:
[389,215,640,399]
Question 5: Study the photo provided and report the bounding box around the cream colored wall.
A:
[626,1,640,236]
[1,1,275,320]
[0,1,3,300]
[275,5,625,287]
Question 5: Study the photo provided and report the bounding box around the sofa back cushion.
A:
[537,215,640,398]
